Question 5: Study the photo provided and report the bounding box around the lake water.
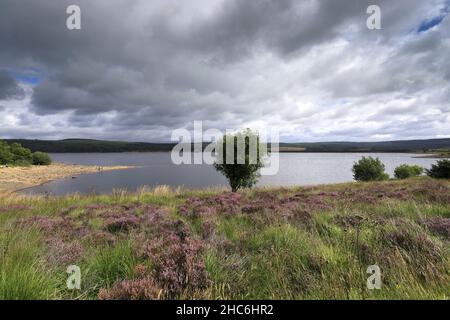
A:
[23,153,437,195]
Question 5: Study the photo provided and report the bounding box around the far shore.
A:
[0,163,135,194]
[413,153,450,159]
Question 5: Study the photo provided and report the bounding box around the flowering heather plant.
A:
[383,222,441,259]
[280,194,330,216]
[132,210,210,297]
[179,193,242,218]
[103,214,140,233]
[211,192,242,214]
[423,217,450,239]
[201,220,216,239]
[45,237,84,266]
[412,181,450,204]
[139,234,209,297]
[15,214,91,245]
[179,197,217,218]
[181,189,336,222]
[15,215,58,231]
[98,277,163,300]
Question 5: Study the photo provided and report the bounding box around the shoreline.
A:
[413,154,450,159]
[0,163,135,194]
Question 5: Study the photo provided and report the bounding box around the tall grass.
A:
[0,227,60,299]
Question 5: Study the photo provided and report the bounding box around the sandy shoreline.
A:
[0,163,135,194]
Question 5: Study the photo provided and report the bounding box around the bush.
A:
[12,159,32,167]
[394,164,423,179]
[214,129,266,192]
[352,156,389,182]
[32,152,52,165]
[426,160,450,179]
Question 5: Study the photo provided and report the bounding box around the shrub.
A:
[12,159,32,167]
[32,151,52,165]
[426,160,450,179]
[214,129,266,192]
[394,164,423,179]
[352,156,389,182]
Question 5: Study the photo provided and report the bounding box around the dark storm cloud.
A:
[0,0,449,141]
[0,70,25,100]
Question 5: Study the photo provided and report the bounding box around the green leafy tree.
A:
[352,156,389,182]
[0,140,13,165]
[394,164,423,179]
[32,152,52,165]
[214,129,266,192]
[10,142,33,163]
[426,160,450,179]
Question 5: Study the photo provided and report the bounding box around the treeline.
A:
[280,138,450,153]
[3,138,450,153]
[0,141,52,166]
[5,139,175,153]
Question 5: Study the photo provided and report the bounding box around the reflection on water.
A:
[23,152,437,195]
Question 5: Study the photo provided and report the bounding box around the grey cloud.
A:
[0,71,25,100]
[0,0,449,141]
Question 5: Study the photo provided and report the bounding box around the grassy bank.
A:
[0,179,449,300]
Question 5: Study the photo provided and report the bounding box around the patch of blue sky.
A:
[3,68,42,85]
[417,1,450,33]
[14,74,41,85]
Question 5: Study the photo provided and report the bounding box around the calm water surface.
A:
[24,153,437,195]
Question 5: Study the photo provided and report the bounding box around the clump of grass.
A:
[0,227,60,299]
[83,241,137,290]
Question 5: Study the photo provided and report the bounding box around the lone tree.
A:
[32,151,52,165]
[214,129,266,192]
[352,156,389,182]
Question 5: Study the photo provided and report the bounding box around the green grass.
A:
[0,227,61,299]
[0,178,449,300]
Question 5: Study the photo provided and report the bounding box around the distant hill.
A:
[279,138,450,153]
[3,138,450,153]
[4,139,174,153]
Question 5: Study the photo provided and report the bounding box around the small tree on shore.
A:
[352,156,389,182]
[32,151,52,165]
[426,160,450,179]
[394,164,423,179]
[214,129,266,192]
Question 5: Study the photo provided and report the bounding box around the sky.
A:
[0,0,449,143]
